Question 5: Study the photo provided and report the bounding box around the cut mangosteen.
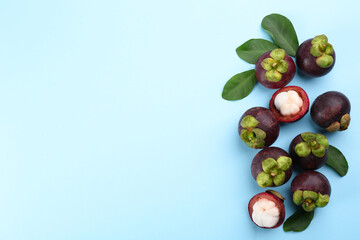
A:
[291,171,331,212]
[269,86,309,123]
[248,190,285,229]
[289,132,329,170]
[238,107,280,149]
[296,34,335,77]
[255,48,296,89]
[251,147,293,187]
[311,91,351,132]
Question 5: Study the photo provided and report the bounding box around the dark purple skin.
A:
[289,134,328,170]
[296,38,336,77]
[255,51,296,89]
[251,147,293,186]
[311,91,351,129]
[238,107,280,147]
[291,171,331,196]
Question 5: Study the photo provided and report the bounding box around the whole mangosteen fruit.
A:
[238,107,280,149]
[311,91,351,132]
[269,86,309,123]
[248,190,285,229]
[289,132,329,170]
[296,34,335,77]
[251,147,293,188]
[291,171,331,212]
[255,48,296,89]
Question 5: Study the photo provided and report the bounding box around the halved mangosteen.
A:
[269,86,309,123]
[248,190,286,229]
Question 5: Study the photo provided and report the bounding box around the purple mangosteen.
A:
[255,48,296,89]
[291,171,331,212]
[251,147,293,188]
[311,91,351,132]
[289,132,329,170]
[296,34,335,77]
[238,107,280,149]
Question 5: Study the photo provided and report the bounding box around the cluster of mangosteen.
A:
[240,35,351,229]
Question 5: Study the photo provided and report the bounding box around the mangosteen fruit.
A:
[269,86,309,123]
[248,190,285,229]
[255,48,296,89]
[251,147,293,187]
[311,91,351,132]
[296,34,335,77]
[238,107,280,149]
[291,171,331,212]
[289,132,329,170]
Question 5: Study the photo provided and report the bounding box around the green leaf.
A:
[261,13,299,56]
[236,39,278,64]
[326,145,348,177]
[283,208,314,232]
[222,70,257,101]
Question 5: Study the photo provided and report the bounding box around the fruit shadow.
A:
[296,70,314,81]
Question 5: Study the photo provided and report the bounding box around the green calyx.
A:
[240,115,266,149]
[261,49,288,82]
[326,113,351,132]
[293,190,330,212]
[256,156,292,187]
[310,35,334,68]
[294,132,329,158]
[340,113,351,130]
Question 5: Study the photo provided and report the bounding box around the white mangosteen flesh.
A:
[274,90,303,116]
[251,198,280,228]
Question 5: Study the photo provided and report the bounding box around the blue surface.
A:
[0,0,359,239]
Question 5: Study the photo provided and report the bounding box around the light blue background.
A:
[0,0,359,239]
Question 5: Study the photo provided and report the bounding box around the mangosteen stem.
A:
[302,199,316,212]
[310,140,317,148]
